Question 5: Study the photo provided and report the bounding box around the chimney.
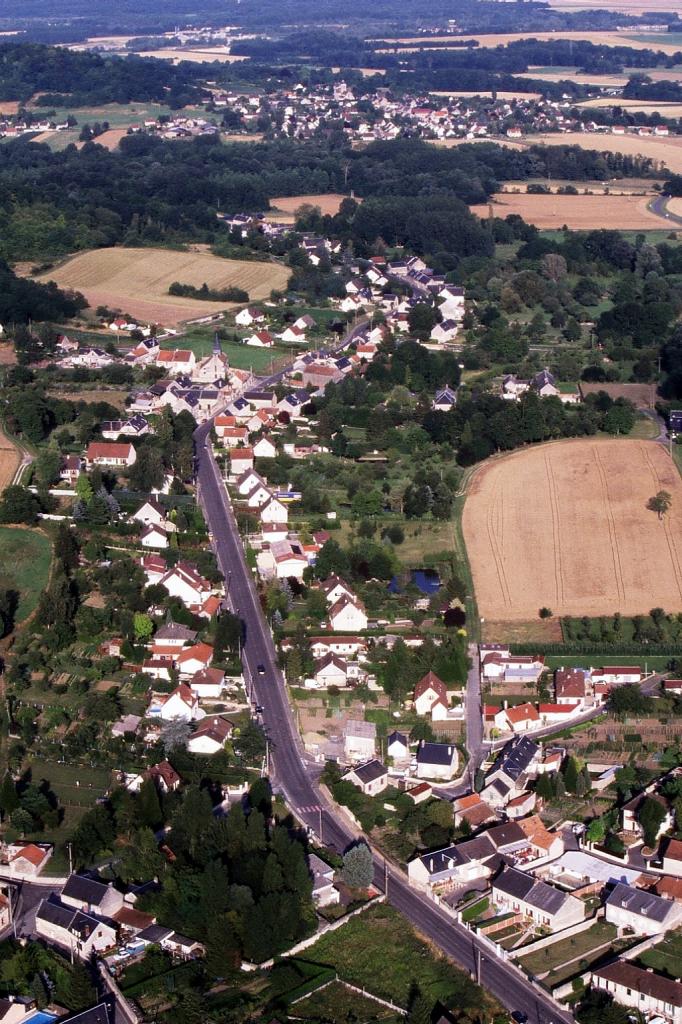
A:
[504,700,508,710]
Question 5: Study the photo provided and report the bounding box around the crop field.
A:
[578,98,682,117]
[430,90,542,100]
[528,132,682,175]
[47,389,128,409]
[0,426,21,492]
[463,439,682,621]
[269,193,353,218]
[516,68,630,86]
[470,192,662,229]
[0,527,52,622]
[136,48,248,63]
[372,31,682,54]
[578,382,656,409]
[32,247,291,326]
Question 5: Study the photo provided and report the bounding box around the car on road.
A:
[511,1012,528,1023]
[255,705,264,714]
[257,663,266,675]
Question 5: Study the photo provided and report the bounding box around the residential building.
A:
[329,594,368,632]
[593,961,682,1024]
[622,792,673,840]
[62,874,124,916]
[481,736,541,808]
[343,759,389,796]
[387,730,410,766]
[605,882,682,936]
[452,793,497,830]
[189,667,225,699]
[309,853,339,907]
[414,671,449,718]
[663,838,682,878]
[85,442,137,468]
[416,741,458,781]
[492,866,584,930]
[5,842,52,877]
[187,716,233,755]
[158,683,201,722]
[35,895,117,958]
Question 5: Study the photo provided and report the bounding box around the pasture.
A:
[32,248,291,326]
[470,192,662,229]
[268,194,353,221]
[0,527,52,622]
[462,439,682,621]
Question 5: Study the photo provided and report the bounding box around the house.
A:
[664,679,682,696]
[501,375,530,401]
[245,481,272,509]
[430,320,459,344]
[343,759,389,796]
[407,835,500,892]
[555,668,590,705]
[253,436,277,459]
[516,814,563,859]
[86,442,136,468]
[605,882,682,936]
[591,666,642,685]
[159,683,201,722]
[621,792,672,840]
[329,595,368,633]
[531,369,559,398]
[260,495,289,524]
[344,719,376,762]
[161,562,213,607]
[416,741,458,781]
[246,330,274,348]
[310,654,348,689]
[155,349,196,375]
[111,714,142,738]
[280,325,306,344]
[187,716,233,755]
[387,730,410,766]
[101,415,150,440]
[321,575,355,606]
[147,760,182,794]
[235,307,265,327]
[141,553,167,585]
[230,448,254,475]
[140,523,169,549]
[405,781,432,804]
[176,642,213,678]
[189,666,225,699]
[62,873,124,916]
[432,386,458,412]
[5,842,52,877]
[309,853,339,907]
[496,702,540,734]
[481,736,541,808]
[302,363,344,389]
[492,866,584,931]
[60,455,83,485]
[592,961,682,1024]
[481,652,545,684]
[414,671,449,718]
[662,838,682,878]
[505,791,537,820]
[452,793,497,830]
[132,498,167,528]
[35,895,117,958]
[154,622,197,648]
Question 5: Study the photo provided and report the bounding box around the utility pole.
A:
[68,842,73,876]
[318,806,323,844]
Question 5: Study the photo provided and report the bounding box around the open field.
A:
[0,527,52,622]
[430,90,542,100]
[516,68,630,86]
[292,903,486,1011]
[578,98,682,116]
[668,197,682,217]
[463,439,682,621]
[500,177,657,194]
[270,193,352,216]
[136,48,248,63]
[529,132,682,174]
[330,66,386,76]
[31,248,290,326]
[84,128,128,150]
[0,100,22,115]
[372,31,682,55]
[0,425,21,492]
[47,389,128,409]
[471,192,662,229]
[578,382,656,409]
[292,981,400,1023]
[166,331,280,372]
[548,0,682,11]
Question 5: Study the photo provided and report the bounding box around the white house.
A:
[492,866,584,931]
[329,595,368,632]
[159,683,201,722]
[621,791,672,840]
[176,643,214,677]
[663,838,682,878]
[230,448,254,475]
[591,666,642,685]
[430,319,458,344]
[321,576,356,606]
[36,895,117,959]
[246,330,274,348]
[140,524,169,549]
[187,716,233,755]
[5,842,52,878]
[161,562,213,608]
[592,962,682,1024]
[413,672,449,718]
[387,730,410,766]
[309,853,339,907]
[189,667,225,700]
[416,741,458,781]
[235,307,265,327]
[245,482,272,508]
[86,441,137,468]
[132,499,167,528]
[342,759,388,796]
[605,883,682,936]
[260,496,289,524]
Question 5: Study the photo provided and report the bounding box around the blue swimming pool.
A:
[27,1012,58,1024]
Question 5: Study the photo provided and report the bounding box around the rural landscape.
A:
[3,1,682,1024]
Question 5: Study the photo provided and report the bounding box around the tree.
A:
[0,486,39,525]
[586,817,605,845]
[563,756,580,794]
[133,612,153,642]
[648,490,672,520]
[406,988,434,1024]
[213,611,242,661]
[60,963,97,1012]
[161,718,190,755]
[0,773,19,818]
[608,685,653,718]
[138,777,163,831]
[75,473,93,503]
[638,796,667,848]
[408,303,440,342]
[536,773,554,801]
[341,842,373,889]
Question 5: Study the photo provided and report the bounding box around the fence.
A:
[508,914,600,960]
[288,975,407,1016]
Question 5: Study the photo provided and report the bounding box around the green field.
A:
[290,903,486,1012]
[26,758,112,859]
[638,929,682,979]
[0,527,52,622]
[169,330,282,372]
[26,102,212,151]
[292,980,401,1023]
[518,922,618,986]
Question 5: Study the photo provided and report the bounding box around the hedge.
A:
[509,642,682,656]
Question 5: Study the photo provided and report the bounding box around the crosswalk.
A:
[296,804,322,815]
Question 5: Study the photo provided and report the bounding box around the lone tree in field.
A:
[648,490,672,520]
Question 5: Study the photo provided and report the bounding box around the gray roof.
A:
[138,923,174,943]
[63,873,110,907]
[606,882,678,923]
[486,821,527,850]
[350,759,387,785]
[64,1004,113,1024]
[490,736,539,782]
[154,623,197,642]
[345,719,376,739]
[37,895,75,929]
[417,742,456,766]
[419,834,498,880]
[493,866,567,916]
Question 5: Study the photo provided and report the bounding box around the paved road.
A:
[194,389,573,1022]
[649,194,682,228]
[465,643,485,781]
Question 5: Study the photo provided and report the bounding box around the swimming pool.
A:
[26,1011,58,1024]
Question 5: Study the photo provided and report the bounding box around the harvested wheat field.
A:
[463,439,682,620]
[137,48,248,63]
[0,426,21,493]
[471,192,661,229]
[270,194,353,216]
[32,247,291,326]
[530,132,682,175]
[373,31,682,54]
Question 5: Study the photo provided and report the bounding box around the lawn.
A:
[174,329,284,372]
[629,416,658,440]
[638,928,682,979]
[292,980,401,1023]
[289,903,487,1012]
[518,922,617,985]
[0,527,52,622]
[28,758,111,810]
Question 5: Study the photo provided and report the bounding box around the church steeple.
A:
[213,331,222,354]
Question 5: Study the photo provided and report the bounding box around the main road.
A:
[193,345,573,1024]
